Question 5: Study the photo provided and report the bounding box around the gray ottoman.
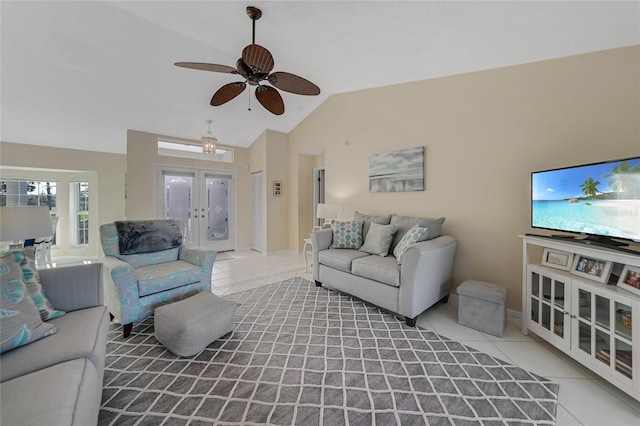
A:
[155,292,238,357]
[457,279,507,337]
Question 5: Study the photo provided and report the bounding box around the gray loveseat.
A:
[312,213,456,326]
[0,263,109,425]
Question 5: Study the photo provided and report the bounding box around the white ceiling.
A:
[1,1,639,154]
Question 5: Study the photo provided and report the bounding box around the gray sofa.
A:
[0,263,109,426]
[312,213,457,326]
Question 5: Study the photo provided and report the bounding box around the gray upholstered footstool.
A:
[457,279,507,337]
[155,292,238,357]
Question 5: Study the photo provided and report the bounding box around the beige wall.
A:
[265,131,290,252]
[0,141,126,258]
[248,130,290,253]
[126,130,253,250]
[287,46,640,311]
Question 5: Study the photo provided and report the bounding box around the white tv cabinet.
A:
[521,235,640,402]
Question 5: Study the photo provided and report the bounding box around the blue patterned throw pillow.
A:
[12,248,65,321]
[1,251,57,354]
[330,220,364,249]
[393,224,428,264]
[359,222,399,256]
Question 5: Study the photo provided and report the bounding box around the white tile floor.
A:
[214,249,640,425]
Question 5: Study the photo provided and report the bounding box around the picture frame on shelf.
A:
[570,255,612,284]
[617,265,640,296]
[541,248,574,271]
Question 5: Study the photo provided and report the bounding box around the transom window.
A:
[158,139,234,163]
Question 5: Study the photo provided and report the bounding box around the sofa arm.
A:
[100,255,139,322]
[39,263,103,312]
[311,229,333,281]
[179,245,217,274]
[398,235,457,319]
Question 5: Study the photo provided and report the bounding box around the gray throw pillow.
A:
[359,222,399,257]
[389,215,445,252]
[354,211,392,241]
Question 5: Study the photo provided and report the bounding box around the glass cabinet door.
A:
[528,266,570,350]
[575,283,633,383]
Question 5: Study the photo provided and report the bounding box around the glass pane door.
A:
[575,283,633,383]
[527,266,570,350]
[205,177,229,242]
[158,167,236,251]
[159,171,196,244]
[614,302,633,379]
[199,171,235,252]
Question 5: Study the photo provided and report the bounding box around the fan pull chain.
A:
[248,87,251,111]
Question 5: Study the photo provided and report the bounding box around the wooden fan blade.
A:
[211,82,247,106]
[242,44,274,74]
[235,59,252,77]
[268,72,320,95]
[174,62,236,74]
[255,86,284,115]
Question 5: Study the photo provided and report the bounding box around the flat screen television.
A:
[531,156,640,247]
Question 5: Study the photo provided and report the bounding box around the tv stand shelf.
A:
[521,235,640,402]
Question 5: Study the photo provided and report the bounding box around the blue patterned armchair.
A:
[99,220,216,337]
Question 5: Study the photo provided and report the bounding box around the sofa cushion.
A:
[318,249,370,273]
[393,224,428,264]
[0,251,58,354]
[354,211,392,240]
[330,220,364,249]
[351,255,401,287]
[135,260,202,297]
[0,306,108,382]
[0,358,101,426]
[359,222,399,257]
[389,215,445,251]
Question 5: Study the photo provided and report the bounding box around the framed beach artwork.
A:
[570,254,613,284]
[617,265,640,296]
[541,248,574,271]
[369,146,424,193]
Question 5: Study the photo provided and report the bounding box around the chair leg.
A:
[405,317,417,327]
[122,323,133,338]
[315,280,322,287]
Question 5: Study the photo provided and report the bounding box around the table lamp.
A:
[0,206,54,248]
[315,203,339,229]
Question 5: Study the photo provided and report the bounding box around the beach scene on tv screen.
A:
[532,158,640,240]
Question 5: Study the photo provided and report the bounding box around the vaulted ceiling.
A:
[2,1,638,154]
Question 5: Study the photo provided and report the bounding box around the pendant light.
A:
[201,120,217,154]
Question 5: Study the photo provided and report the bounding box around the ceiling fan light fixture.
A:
[201,120,217,154]
[175,6,320,116]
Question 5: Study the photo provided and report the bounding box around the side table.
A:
[303,238,312,272]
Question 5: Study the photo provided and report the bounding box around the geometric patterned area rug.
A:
[99,277,558,425]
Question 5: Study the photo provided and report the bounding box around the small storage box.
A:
[457,279,507,337]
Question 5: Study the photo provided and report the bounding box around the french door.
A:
[157,167,236,251]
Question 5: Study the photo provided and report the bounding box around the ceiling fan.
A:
[175,6,320,116]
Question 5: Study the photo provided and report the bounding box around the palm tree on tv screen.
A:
[605,161,640,198]
[580,178,600,198]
